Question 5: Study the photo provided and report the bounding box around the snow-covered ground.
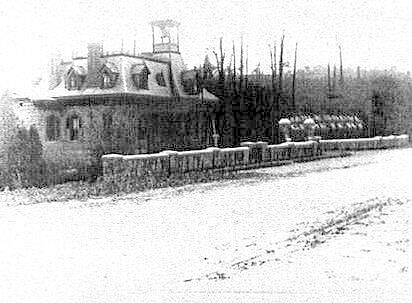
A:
[0,149,411,302]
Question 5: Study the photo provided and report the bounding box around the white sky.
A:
[1,0,411,93]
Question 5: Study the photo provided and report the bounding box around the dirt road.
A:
[1,149,411,302]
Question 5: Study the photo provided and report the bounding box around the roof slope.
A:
[38,54,219,103]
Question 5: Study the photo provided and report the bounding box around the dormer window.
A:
[65,66,86,90]
[155,72,166,87]
[131,63,150,90]
[99,63,119,89]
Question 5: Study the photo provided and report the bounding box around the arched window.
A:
[65,66,86,90]
[66,114,82,141]
[46,115,61,141]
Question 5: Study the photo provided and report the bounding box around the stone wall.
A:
[102,134,409,192]
[319,135,409,151]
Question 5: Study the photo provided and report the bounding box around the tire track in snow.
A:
[187,197,409,282]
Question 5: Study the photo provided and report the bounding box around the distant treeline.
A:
[198,37,412,146]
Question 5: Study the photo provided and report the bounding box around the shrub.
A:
[0,94,47,189]
[0,93,19,189]
[7,127,32,188]
[28,125,46,187]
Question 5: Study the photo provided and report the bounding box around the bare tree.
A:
[269,43,275,91]
[232,40,237,92]
[339,44,344,85]
[327,63,331,97]
[273,43,277,87]
[270,41,277,143]
[292,42,298,112]
[277,33,285,116]
[245,44,249,88]
[239,36,244,92]
[213,37,226,87]
[226,53,233,80]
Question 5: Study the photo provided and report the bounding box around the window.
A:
[133,72,149,90]
[137,120,147,140]
[46,115,61,141]
[103,112,113,130]
[70,76,76,89]
[102,112,113,140]
[102,73,112,88]
[100,64,119,89]
[155,72,166,87]
[67,74,81,90]
[66,66,86,90]
[66,114,82,141]
[131,63,150,90]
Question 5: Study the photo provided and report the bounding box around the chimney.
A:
[87,43,103,87]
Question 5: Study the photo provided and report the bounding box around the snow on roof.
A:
[102,62,119,74]
[200,88,219,101]
[38,54,220,103]
[68,65,87,76]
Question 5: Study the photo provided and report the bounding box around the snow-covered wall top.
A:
[102,135,409,193]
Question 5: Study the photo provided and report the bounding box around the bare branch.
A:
[292,42,298,112]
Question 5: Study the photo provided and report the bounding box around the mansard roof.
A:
[39,53,219,103]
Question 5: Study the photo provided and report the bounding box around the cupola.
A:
[150,20,180,54]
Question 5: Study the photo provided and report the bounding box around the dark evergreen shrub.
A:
[28,125,46,187]
[0,96,46,189]
[7,126,31,188]
[0,93,18,189]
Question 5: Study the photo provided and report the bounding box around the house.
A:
[20,20,220,171]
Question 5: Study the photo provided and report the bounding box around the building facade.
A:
[24,20,220,171]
